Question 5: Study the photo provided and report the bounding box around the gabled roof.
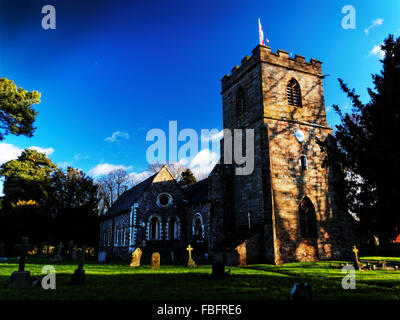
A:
[105,172,157,217]
[184,178,209,204]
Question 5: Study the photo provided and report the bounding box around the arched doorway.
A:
[296,196,319,261]
[299,197,318,239]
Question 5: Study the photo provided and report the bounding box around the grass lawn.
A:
[0,256,400,300]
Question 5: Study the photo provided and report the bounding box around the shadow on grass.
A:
[0,258,399,300]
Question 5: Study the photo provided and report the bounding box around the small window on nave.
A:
[168,216,179,240]
[287,78,302,107]
[194,217,203,238]
[150,217,161,240]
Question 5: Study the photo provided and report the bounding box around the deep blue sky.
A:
[0,0,399,184]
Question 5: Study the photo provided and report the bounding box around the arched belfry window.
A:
[287,78,302,107]
[299,197,318,239]
[236,86,246,115]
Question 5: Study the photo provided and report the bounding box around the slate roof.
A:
[106,173,157,216]
[184,178,209,204]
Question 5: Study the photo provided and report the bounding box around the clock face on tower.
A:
[295,130,305,142]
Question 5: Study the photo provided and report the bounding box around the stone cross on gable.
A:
[15,237,31,272]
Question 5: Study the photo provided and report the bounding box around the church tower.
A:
[217,45,353,265]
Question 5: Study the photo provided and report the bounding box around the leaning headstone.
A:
[0,243,7,262]
[70,245,87,285]
[8,237,32,288]
[51,242,63,262]
[212,261,225,280]
[289,283,312,300]
[235,241,247,267]
[130,248,142,267]
[186,245,197,268]
[151,252,160,269]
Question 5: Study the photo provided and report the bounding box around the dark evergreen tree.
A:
[180,168,197,187]
[319,34,400,246]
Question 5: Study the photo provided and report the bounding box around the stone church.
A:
[99,45,354,265]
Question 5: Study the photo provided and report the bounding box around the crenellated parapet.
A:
[221,45,323,93]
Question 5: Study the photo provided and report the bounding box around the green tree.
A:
[319,34,400,246]
[0,152,100,245]
[0,77,40,140]
[51,167,100,245]
[180,168,197,187]
[0,149,57,208]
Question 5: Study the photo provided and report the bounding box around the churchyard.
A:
[1,254,400,300]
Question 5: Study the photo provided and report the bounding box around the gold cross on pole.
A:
[186,245,193,260]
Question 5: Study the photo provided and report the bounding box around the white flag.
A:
[258,18,265,45]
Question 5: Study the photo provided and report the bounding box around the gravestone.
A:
[8,237,32,288]
[71,244,78,260]
[28,245,38,256]
[186,245,197,268]
[289,283,312,300]
[70,245,87,285]
[98,251,107,263]
[41,242,50,256]
[151,252,160,269]
[235,241,247,267]
[0,243,6,262]
[51,242,63,262]
[130,248,142,267]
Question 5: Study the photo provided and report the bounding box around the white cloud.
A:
[0,143,55,165]
[29,146,55,155]
[129,170,153,186]
[188,148,219,180]
[104,131,130,143]
[88,163,133,177]
[73,153,89,161]
[364,18,384,35]
[0,143,23,165]
[370,44,385,59]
